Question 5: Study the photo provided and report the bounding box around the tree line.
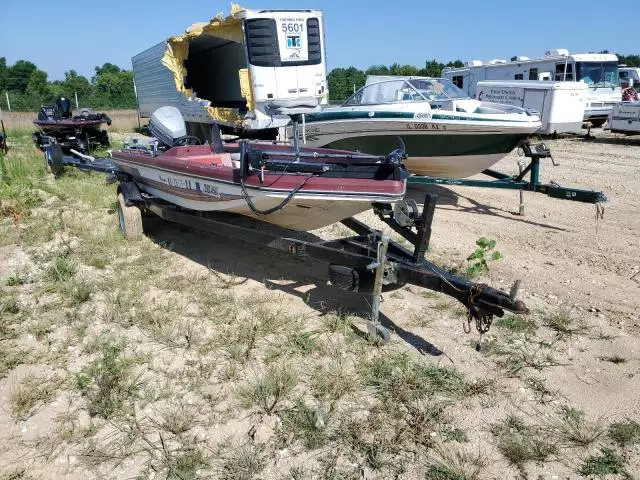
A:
[0,58,137,111]
[2,53,639,111]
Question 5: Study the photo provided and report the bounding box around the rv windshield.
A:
[343,78,468,106]
[576,61,619,88]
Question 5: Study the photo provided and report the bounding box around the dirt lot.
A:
[0,130,639,479]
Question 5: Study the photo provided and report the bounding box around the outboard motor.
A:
[148,106,188,147]
[55,97,72,119]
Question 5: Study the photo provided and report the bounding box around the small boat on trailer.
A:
[33,96,111,154]
[41,107,529,342]
[292,77,542,178]
[107,106,408,231]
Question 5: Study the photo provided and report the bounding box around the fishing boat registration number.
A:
[406,123,447,130]
[157,174,221,198]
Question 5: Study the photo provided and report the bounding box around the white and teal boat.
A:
[292,77,541,178]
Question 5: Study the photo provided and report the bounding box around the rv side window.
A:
[514,73,523,80]
[529,68,538,80]
[555,63,573,81]
[452,75,463,88]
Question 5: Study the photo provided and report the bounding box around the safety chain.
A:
[463,283,494,334]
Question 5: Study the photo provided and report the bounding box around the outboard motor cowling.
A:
[148,106,188,147]
[55,97,72,119]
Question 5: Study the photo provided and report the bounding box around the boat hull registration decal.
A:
[157,174,221,198]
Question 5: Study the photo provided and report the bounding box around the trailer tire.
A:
[117,193,143,240]
[48,143,64,176]
[329,265,405,293]
[590,119,606,128]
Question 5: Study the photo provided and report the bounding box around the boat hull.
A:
[299,114,539,178]
[112,147,406,231]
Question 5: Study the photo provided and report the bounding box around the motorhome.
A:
[443,49,621,127]
[132,6,328,140]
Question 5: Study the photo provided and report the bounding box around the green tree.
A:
[420,59,444,77]
[0,57,7,91]
[6,60,37,93]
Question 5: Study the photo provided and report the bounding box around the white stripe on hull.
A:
[119,161,404,231]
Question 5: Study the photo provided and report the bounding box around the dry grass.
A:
[1,132,638,479]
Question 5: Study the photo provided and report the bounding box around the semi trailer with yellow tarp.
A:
[131,5,328,140]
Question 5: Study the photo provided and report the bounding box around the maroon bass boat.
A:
[33,96,111,153]
[109,107,407,231]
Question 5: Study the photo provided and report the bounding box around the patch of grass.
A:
[70,280,92,305]
[548,406,605,448]
[218,444,265,480]
[87,256,108,269]
[310,359,358,401]
[198,290,236,323]
[491,415,557,470]
[544,309,587,338]
[166,445,209,480]
[44,249,76,283]
[579,448,628,477]
[494,314,537,335]
[323,310,354,333]
[5,271,27,286]
[608,419,640,447]
[360,353,492,403]
[0,346,31,378]
[0,293,20,314]
[525,376,559,404]
[281,398,331,449]
[425,444,486,480]
[160,404,196,436]
[434,301,453,312]
[75,344,140,419]
[286,330,320,355]
[238,364,297,414]
[11,374,62,420]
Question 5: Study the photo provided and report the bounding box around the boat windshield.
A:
[342,78,469,106]
[576,61,619,88]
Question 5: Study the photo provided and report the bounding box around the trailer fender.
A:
[118,181,145,206]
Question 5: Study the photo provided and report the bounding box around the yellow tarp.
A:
[160,3,252,126]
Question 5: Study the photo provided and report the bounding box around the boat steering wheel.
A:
[173,136,202,146]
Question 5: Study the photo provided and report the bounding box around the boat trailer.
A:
[44,142,528,343]
[408,142,607,207]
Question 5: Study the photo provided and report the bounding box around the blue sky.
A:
[1,0,633,81]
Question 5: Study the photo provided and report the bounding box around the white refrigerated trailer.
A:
[475,80,587,134]
[443,49,621,127]
[132,6,328,139]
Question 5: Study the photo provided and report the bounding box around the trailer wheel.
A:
[48,143,64,176]
[328,265,406,293]
[590,119,606,128]
[117,193,143,240]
